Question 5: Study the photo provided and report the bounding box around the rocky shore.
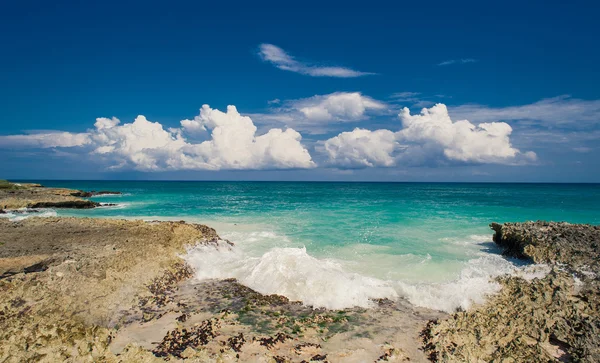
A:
[1,182,599,362]
[0,216,446,362]
[422,222,600,362]
[0,180,117,210]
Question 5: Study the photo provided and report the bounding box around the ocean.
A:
[9,181,600,312]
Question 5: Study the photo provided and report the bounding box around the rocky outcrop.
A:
[422,221,600,362]
[70,190,122,197]
[28,200,99,208]
[0,181,112,209]
[0,217,219,362]
[491,221,600,271]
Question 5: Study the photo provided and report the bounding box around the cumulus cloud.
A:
[258,44,375,78]
[181,105,314,170]
[321,128,400,168]
[249,92,388,134]
[294,92,386,122]
[0,106,315,171]
[322,103,536,168]
[398,104,535,163]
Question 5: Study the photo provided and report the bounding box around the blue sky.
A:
[1,0,599,181]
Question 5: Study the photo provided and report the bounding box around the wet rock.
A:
[29,200,99,209]
[423,221,600,362]
[71,190,122,197]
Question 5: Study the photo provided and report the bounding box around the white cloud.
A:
[322,103,536,168]
[321,128,400,168]
[249,92,388,134]
[258,44,375,78]
[449,96,600,127]
[398,104,535,164]
[90,115,189,170]
[0,132,90,148]
[0,106,315,171]
[294,92,386,122]
[438,58,477,66]
[182,105,315,170]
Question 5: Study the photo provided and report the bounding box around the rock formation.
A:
[422,221,600,362]
[0,180,111,209]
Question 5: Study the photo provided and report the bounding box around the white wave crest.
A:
[184,242,398,309]
[396,255,549,312]
[0,208,58,222]
[184,227,549,313]
[97,203,130,209]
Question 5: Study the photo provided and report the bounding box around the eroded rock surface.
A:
[0,217,219,362]
[0,181,101,209]
[422,221,600,362]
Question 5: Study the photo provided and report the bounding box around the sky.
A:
[1,0,599,182]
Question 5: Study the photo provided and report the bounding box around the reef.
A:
[0,180,107,210]
[422,221,600,362]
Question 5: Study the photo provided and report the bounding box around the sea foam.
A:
[0,208,58,222]
[184,228,549,313]
[184,242,398,310]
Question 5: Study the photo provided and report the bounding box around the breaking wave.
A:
[0,208,58,222]
[185,243,397,309]
[183,228,549,313]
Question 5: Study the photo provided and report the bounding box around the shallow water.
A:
[20,181,600,311]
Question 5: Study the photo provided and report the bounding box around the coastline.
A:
[1,182,599,361]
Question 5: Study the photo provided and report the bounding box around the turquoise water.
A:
[21,181,600,311]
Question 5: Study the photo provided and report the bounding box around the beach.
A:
[1,181,599,362]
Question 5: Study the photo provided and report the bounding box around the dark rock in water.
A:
[0,209,5,214]
[70,191,93,197]
[70,190,122,197]
[94,190,122,195]
[28,200,99,209]
[422,221,600,362]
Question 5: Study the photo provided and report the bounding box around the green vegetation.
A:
[0,180,22,190]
